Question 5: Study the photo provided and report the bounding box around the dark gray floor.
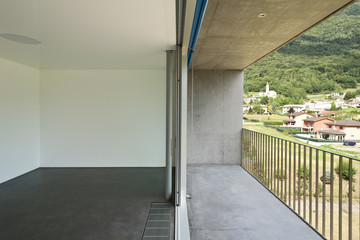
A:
[0,168,172,240]
[187,165,325,240]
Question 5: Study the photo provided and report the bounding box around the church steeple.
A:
[266,81,269,93]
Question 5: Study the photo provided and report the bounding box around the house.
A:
[259,82,277,98]
[0,0,356,240]
[317,128,346,141]
[304,102,332,113]
[282,105,305,114]
[317,110,339,117]
[324,120,360,140]
[330,92,340,97]
[283,112,314,127]
[302,117,334,132]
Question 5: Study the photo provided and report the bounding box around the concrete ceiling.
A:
[192,0,356,70]
[0,0,175,69]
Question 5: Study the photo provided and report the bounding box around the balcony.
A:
[187,165,323,240]
[239,129,360,240]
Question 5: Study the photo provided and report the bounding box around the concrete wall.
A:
[0,58,40,183]
[40,69,166,167]
[187,70,243,165]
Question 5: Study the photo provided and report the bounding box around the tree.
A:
[272,102,277,114]
[260,96,269,105]
[344,91,357,100]
[330,102,337,111]
[252,105,265,114]
[288,107,295,114]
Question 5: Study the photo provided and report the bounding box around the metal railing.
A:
[241,129,360,240]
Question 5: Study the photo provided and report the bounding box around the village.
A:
[244,82,360,142]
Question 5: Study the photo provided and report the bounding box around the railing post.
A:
[330,153,334,240]
[315,149,319,230]
[303,146,306,220]
[322,152,326,236]
[338,156,342,240]
[348,158,353,240]
[309,147,312,225]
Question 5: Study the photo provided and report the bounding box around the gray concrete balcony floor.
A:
[187,165,324,240]
[0,168,173,240]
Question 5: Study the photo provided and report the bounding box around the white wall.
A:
[0,58,40,183]
[40,70,166,167]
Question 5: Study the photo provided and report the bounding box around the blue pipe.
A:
[188,0,208,69]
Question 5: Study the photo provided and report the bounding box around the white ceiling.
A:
[0,0,176,69]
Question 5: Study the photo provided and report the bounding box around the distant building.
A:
[283,113,314,127]
[317,110,339,117]
[304,102,331,113]
[282,105,305,114]
[302,117,334,132]
[259,82,277,98]
[330,92,340,97]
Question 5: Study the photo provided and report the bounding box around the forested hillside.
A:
[244,1,360,99]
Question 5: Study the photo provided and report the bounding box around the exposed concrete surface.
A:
[192,0,355,70]
[187,165,324,240]
[187,70,243,165]
[0,168,172,240]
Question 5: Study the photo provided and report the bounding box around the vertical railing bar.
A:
[258,132,261,180]
[244,130,247,170]
[315,149,319,230]
[251,132,255,175]
[330,153,334,240]
[268,135,270,188]
[293,142,296,211]
[281,139,284,200]
[271,136,273,191]
[277,138,280,196]
[348,158,353,240]
[289,140,292,207]
[298,144,301,215]
[254,131,256,176]
[256,132,258,178]
[247,130,249,170]
[303,146,307,220]
[263,133,265,184]
[322,151,326,236]
[258,132,260,179]
[248,130,250,172]
[309,147,312,225]
[338,156,342,240]
[262,133,265,183]
[284,140,287,203]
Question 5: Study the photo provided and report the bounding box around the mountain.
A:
[244,1,360,99]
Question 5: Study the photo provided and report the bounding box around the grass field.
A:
[243,114,287,122]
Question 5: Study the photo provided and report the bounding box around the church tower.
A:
[266,81,269,93]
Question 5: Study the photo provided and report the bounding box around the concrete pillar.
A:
[187,70,243,165]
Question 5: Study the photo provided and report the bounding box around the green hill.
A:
[244,1,360,99]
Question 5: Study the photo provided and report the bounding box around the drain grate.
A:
[142,203,172,240]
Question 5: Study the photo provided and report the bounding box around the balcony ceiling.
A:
[0,0,175,69]
[191,0,356,70]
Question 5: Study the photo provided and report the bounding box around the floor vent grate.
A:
[142,202,171,240]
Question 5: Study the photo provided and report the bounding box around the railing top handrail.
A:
[243,128,360,162]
